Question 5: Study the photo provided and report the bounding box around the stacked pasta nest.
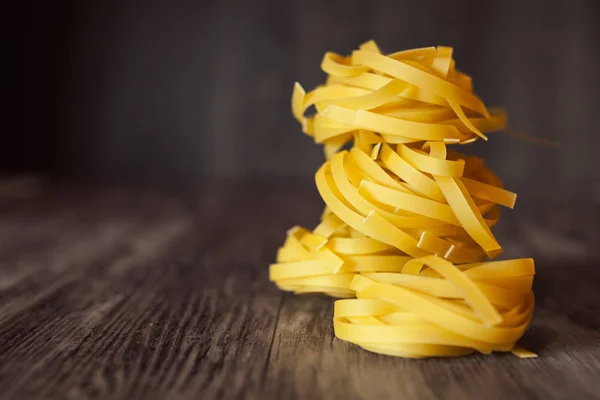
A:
[270,41,535,359]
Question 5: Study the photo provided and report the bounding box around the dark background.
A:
[14,0,600,200]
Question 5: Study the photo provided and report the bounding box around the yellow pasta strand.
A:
[275,41,536,359]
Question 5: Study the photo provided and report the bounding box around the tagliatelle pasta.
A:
[271,41,536,359]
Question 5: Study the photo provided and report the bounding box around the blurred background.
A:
[13,0,600,201]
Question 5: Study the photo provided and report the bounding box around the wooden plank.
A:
[0,185,598,399]
[21,0,600,194]
[0,185,293,399]
[265,259,600,400]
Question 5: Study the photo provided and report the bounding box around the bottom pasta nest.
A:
[335,258,534,358]
[270,223,536,358]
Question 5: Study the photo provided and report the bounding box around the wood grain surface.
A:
[18,0,600,195]
[0,181,599,399]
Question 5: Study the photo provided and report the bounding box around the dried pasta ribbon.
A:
[334,256,535,358]
[274,41,536,359]
[291,42,507,155]
[270,218,410,298]
[272,142,516,290]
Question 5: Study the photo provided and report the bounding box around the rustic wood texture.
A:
[0,181,599,399]
[18,0,600,199]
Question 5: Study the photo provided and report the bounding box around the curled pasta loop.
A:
[271,141,516,290]
[334,256,535,358]
[292,42,507,156]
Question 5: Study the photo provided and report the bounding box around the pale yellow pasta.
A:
[272,41,536,359]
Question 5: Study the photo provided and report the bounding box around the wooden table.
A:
[0,181,599,399]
